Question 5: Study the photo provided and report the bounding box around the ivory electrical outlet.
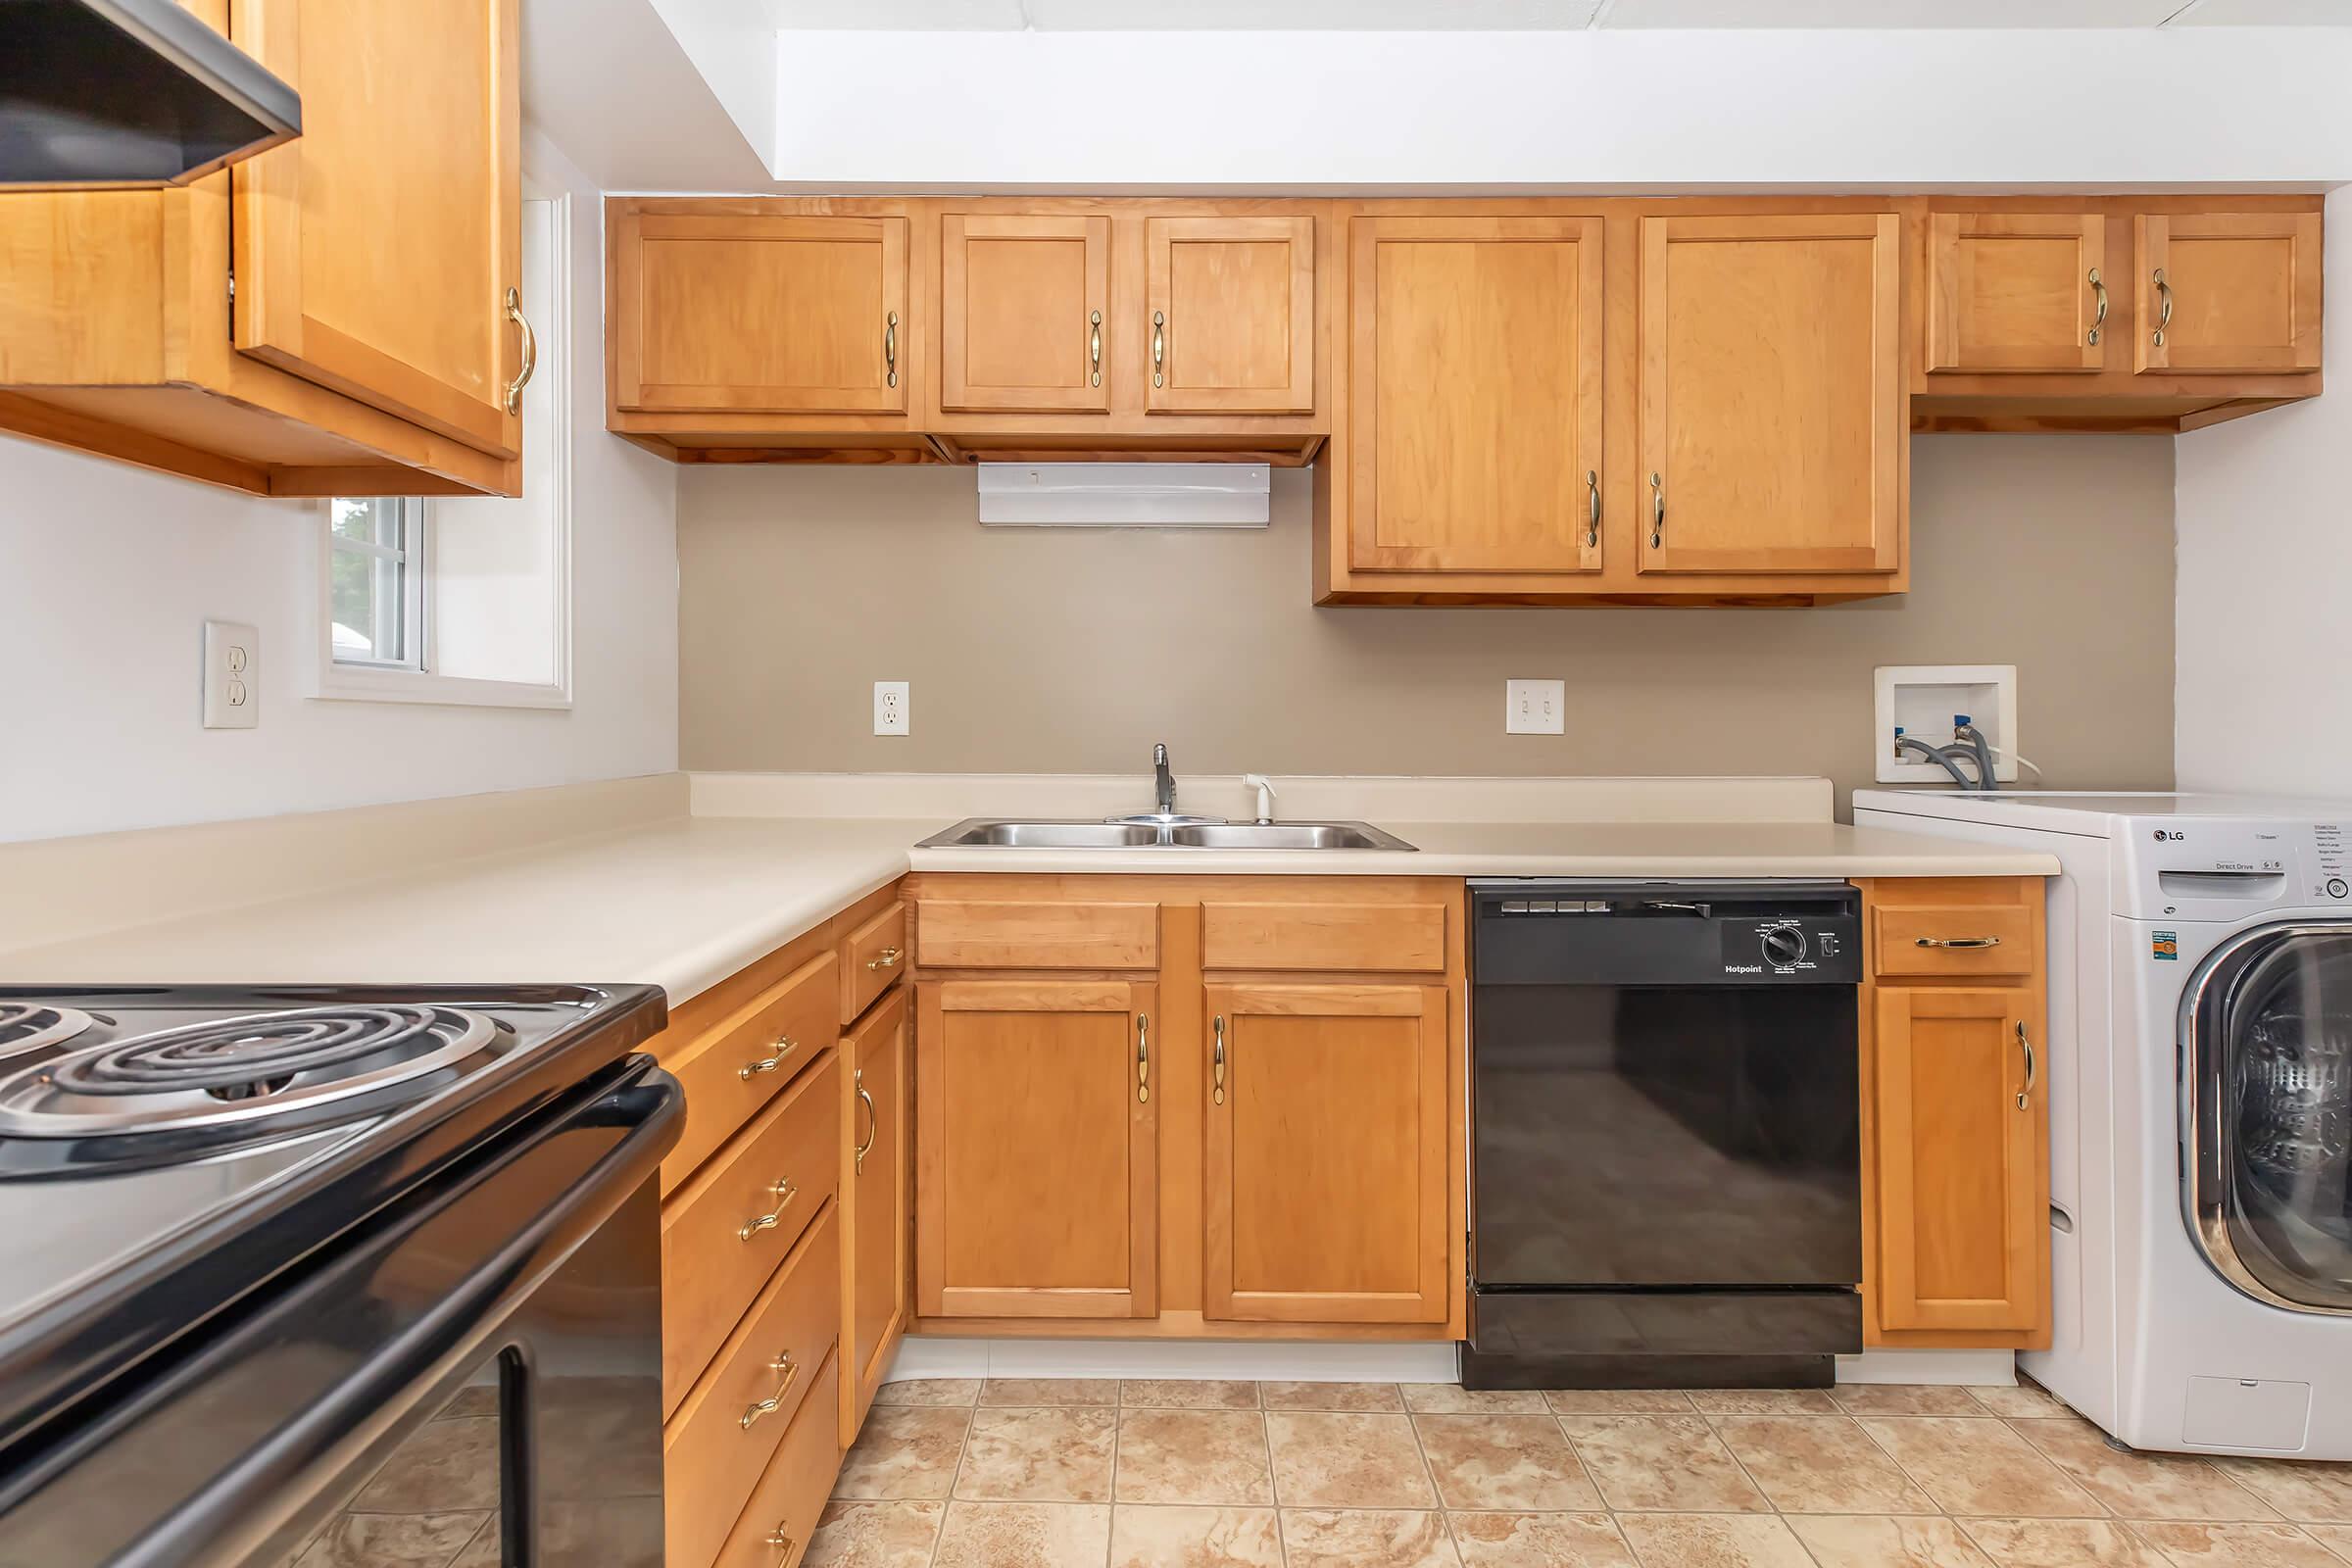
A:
[874,680,909,736]
[203,620,260,729]
[1506,678,1564,736]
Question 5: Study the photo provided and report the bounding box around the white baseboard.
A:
[1838,1348,2018,1386]
[883,1338,1460,1385]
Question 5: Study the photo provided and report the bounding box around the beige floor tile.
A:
[1279,1508,1460,1568]
[977,1377,1118,1407]
[1968,1382,2074,1419]
[1555,1413,1770,1513]
[1448,1510,1637,1567]
[2008,1417,2278,1521]
[353,1417,499,1511]
[1787,1515,1996,1568]
[1121,1379,1259,1409]
[1544,1389,1696,1415]
[1259,1381,1404,1412]
[1958,1518,2168,1566]
[872,1378,981,1407]
[1412,1413,1602,1511]
[291,1512,490,1568]
[1833,1384,1990,1417]
[931,1501,1110,1568]
[1107,1504,1282,1568]
[1264,1412,1439,1508]
[1613,1512,1816,1568]
[1857,1416,2104,1518]
[2307,1523,2352,1557]
[1401,1384,1551,1414]
[834,1406,970,1500]
[1687,1388,1841,1415]
[955,1406,1116,1503]
[1113,1409,1274,1506]
[2132,1521,2346,1567]
[2213,1458,2352,1525]
[802,1500,947,1568]
[1711,1414,1938,1514]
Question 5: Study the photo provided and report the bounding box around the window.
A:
[315,195,570,710]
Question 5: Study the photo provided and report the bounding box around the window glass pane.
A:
[329,499,413,666]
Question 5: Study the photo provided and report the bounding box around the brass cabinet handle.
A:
[855,1067,878,1173]
[867,947,902,973]
[739,1351,801,1430]
[763,1527,797,1556]
[2016,1021,2036,1110]
[738,1034,798,1081]
[1152,310,1165,388]
[1648,472,1665,550]
[1915,936,2002,950]
[1089,309,1102,388]
[504,286,536,416]
[1136,1012,1150,1105]
[1585,469,1600,550]
[737,1178,799,1242]
[885,311,900,388]
[2087,267,2107,347]
[2152,269,2173,348]
[1211,1014,1226,1106]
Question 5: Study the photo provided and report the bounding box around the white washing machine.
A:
[1854,791,2352,1457]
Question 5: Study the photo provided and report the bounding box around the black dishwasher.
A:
[1466,880,1864,1390]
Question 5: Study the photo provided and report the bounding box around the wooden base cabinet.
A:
[842,986,910,1434]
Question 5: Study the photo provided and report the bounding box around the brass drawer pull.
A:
[764,1526,797,1556]
[737,1179,799,1242]
[866,947,903,972]
[885,311,900,388]
[1648,472,1665,550]
[738,1035,798,1080]
[740,1351,801,1430]
[2016,1021,2036,1110]
[1089,309,1102,388]
[1585,469,1600,550]
[1136,1012,1150,1105]
[1915,936,2002,950]
[2087,267,2107,347]
[2152,268,2173,348]
[855,1067,878,1173]
[504,286,537,415]
[1211,1014,1226,1106]
[1152,309,1165,388]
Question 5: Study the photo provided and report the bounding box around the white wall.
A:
[2175,187,2351,796]
[0,130,679,844]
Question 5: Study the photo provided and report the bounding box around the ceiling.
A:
[765,0,2345,25]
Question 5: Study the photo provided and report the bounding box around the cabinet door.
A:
[1346,216,1604,575]
[1145,216,1315,415]
[1927,214,2106,373]
[1872,988,2047,1335]
[1202,983,1449,1324]
[940,215,1110,414]
[612,213,908,416]
[1639,214,1901,575]
[231,0,521,459]
[914,980,1156,1319]
[844,987,909,1437]
[2137,213,2323,374]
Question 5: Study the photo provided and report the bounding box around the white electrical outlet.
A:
[873,680,909,736]
[1505,678,1565,736]
[203,620,260,729]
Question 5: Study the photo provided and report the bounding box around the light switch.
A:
[204,620,260,729]
[1505,678,1564,736]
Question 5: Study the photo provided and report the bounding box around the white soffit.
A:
[2170,0,2352,22]
[764,0,2348,24]
[1603,0,2185,23]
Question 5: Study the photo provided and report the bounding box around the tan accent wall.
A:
[679,434,2174,805]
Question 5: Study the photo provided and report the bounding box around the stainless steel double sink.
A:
[914,819,1417,852]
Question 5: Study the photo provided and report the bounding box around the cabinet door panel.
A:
[1639,214,1901,576]
[231,0,520,458]
[1873,988,2046,1334]
[2137,214,2323,374]
[915,980,1156,1319]
[845,987,909,1437]
[1927,214,2105,373]
[1348,217,1604,575]
[613,214,907,415]
[941,215,1110,414]
[1203,984,1449,1324]
[1146,216,1314,415]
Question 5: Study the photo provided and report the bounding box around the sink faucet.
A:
[1153,743,1176,818]
[1243,773,1278,825]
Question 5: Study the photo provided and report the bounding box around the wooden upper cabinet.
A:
[1872,987,2047,1336]
[1202,983,1450,1325]
[230,0,521,460]
[2137,213,2323,375]
[1639,213,1902,576]
[1927,214,2106,373]
[1347,216,1604,574]
[940,215,1111,415]
[1145,216,1315,416]
[914,980,1156,1321]
[612,212,908,416]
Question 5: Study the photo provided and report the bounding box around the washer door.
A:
[2183,923,2352,1314]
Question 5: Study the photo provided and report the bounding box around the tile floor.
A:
[807,1378,2352,1568]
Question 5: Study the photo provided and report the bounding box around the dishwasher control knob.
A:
[1761,927,1808,967]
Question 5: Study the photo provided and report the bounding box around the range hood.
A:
[1,0,300,189]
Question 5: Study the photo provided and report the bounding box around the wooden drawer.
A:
[1200,901,1446,974]
[665,1211,842,1568]
[841,901,907,1023]
[916,899,1158,969]
[710,1347,844,1568]
[662,953,839,1196]
[663,1053,841,1410]
[1875,905,2035,981]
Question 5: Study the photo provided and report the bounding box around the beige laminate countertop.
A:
[1,808,2057,1008]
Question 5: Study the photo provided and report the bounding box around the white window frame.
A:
[311,191,573,711]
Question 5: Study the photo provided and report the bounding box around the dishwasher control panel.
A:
[1473,880,1864,987]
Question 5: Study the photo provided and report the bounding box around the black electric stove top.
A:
[0,982,666,1462]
